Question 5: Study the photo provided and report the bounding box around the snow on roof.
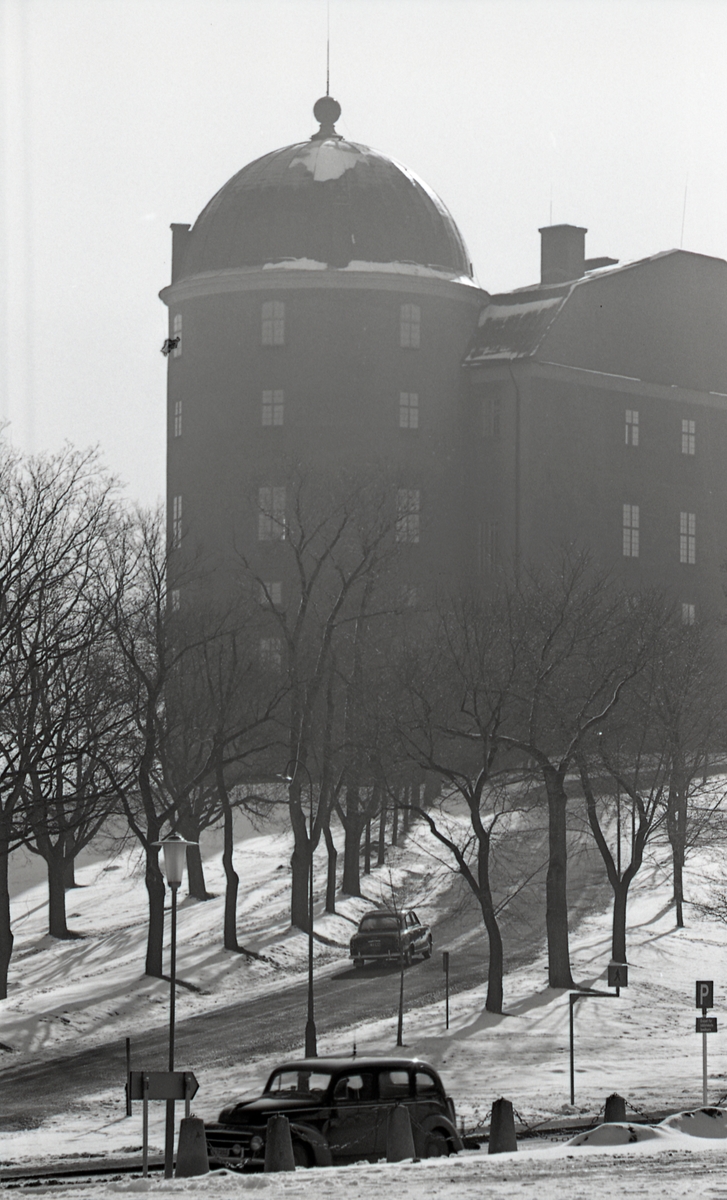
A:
[465,295,565,363]
[260,258,479,285]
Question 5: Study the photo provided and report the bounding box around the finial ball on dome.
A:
[313,95,341,126]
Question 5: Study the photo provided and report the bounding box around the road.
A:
[0,831,611,1130]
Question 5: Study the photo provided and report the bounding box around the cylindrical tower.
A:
[160,98,486,607]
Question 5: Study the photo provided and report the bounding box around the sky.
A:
[2,0,726,506]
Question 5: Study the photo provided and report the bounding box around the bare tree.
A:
[237,467,399,930]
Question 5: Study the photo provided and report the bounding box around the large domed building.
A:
[161,97,727,621]
[160,97,487,607]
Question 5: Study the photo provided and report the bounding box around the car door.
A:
[373,1068,412,1157]
[323,1072,378,1162]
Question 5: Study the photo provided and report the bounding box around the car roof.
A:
[360,909,403,918]
[267,1056,440,1075]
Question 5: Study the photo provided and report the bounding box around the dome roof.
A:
[180,99,473,279]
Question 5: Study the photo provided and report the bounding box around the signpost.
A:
[128,1071,199,1176]
[695,981,717,1105]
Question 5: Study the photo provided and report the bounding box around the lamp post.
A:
[284,762,317,1057]
[156,832,196,1179]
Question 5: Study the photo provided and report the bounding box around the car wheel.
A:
[292,1139,312,1168]
[422,938,432,960]
[353,958,364,969]
[423,1130,450,1158]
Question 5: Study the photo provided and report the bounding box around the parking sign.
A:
[696,981,714,1009]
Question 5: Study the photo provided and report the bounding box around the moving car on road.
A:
[349,909,432,967]
[204,1055,461,1169]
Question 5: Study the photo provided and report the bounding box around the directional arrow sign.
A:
[128,1070,199,1101]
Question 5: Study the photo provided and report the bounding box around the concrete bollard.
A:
[488,1097,518,1154]
[386,1104,416,1162]
[175,1117,209,1177]
[604,1093,627,1123]
[264,1114,296,1172]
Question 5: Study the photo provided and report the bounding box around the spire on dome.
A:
[311,95,342,141]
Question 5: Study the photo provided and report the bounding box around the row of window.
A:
[169,303,422,355]
[170,488,422,547]
[172,392,421,436]
[626,410,696,455]
[256,487,421,544]
[483,400,699,454]
[622,505,696,563]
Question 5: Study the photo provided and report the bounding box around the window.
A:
[681,418,696,455]
[415,1072,440,1096]
[481,519,500,571]
[258,486,286,541]
[259,581,282,607]
[682,603,696,625]
[396,489,420,543]
[172,313,182,358]
[170,589,181,613]
[262,390,284,426]
[400,303,420,348]
[172,495,182,549]
[483,396,502,438]
[622,504,639,557]
[378,1070,410,1100]
[173,400,182,438]
[259,637,283,670]
[262,300,285,345]
[399,392,419,429]
[680,511,696,563]
[625,409,638,446]
[332,1073,375,1103]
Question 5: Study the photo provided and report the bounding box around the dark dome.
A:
[181,124,473,278]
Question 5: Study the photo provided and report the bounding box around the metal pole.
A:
[164,882,179,1178]
[703,1029,708,1105]
[569,995,576,1105]
[142,1074,149,1178]
[305,791,317,1057]
[125,1037,132,1117]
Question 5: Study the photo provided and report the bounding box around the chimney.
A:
[538,224,587,285]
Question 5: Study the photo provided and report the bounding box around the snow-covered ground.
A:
[4,802,727,1198]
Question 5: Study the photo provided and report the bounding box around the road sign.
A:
[696,981,714,1009]
[696,1017,718,1033]
[608,962,628,988]
[128,1071,199,1101]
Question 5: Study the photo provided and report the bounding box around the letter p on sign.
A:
[696,980,714,1009]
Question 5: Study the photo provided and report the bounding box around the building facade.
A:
[161,99,727,619]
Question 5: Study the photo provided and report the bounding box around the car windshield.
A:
[359,914,400,932]
[264,1070,332,1098]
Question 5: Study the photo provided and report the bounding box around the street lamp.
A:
[155,832,196,1179]
[284,761,317,1057]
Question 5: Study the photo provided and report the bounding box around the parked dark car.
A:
[349,909,432,967]
[204,1055,461,1169]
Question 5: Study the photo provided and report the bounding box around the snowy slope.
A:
[3,799,727,1189]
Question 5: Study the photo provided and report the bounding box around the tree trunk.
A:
[0,839,13,1000]
[377,803,386,866]
[391,794,399,846]
[667,776,687,928]
[612,880,629,964]
[177,807,211,901]
[291,840,311,930]
[47,855,71,939]
[324,822,337,914]
[476,834,503,1014]
[341,786,364,896]
[145,847,166,977]
[364,820,371,875]
[545,775,574,988]
[221,793,239,951]
[63,857,77,889]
